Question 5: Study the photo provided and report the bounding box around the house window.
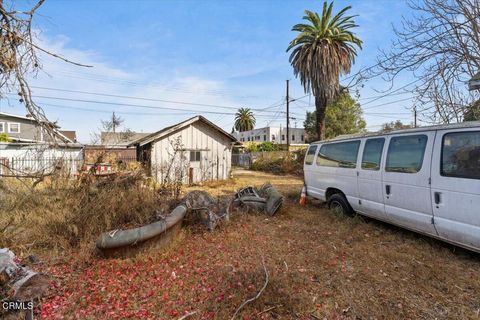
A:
[190,151,201,162]
[301,135,304,141]
[282,135,285,141]
[271,134,276,140]
[247,137,250,141]
[292,135,295,141]
[8,123,20,133]
[263,135,266,141]
[0,122,4,133]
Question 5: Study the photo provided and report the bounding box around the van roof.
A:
[310,121,480,144]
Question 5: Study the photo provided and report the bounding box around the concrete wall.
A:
[150,121,232,184]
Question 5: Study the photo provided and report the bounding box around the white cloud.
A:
[1,34,259,143]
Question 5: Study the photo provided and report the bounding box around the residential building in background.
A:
[0,112,83,176]
[233,126,306,145]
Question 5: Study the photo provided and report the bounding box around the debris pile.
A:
[0,249,49,319]
[229,183,284,217]
[95,183,284,254]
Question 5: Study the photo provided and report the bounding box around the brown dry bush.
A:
[0,170,176,253]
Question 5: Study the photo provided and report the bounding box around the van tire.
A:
[328,194,354,216]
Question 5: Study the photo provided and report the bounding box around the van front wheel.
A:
[328,194,354,216]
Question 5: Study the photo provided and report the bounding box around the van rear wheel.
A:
[328,194,354,216]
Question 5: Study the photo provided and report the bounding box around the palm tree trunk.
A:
[315,95,327,140]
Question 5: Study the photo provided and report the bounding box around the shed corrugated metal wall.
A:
[150,121,232,184]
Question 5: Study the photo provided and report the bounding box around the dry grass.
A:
[0,172,175,257]
[22,170,479,319]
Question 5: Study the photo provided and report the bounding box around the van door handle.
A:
[385,185,391,195]
[434,192,441,205]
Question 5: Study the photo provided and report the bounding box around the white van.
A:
[304,122,480,253]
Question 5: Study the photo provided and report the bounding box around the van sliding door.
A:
[357,138,388,220]
[382,132,437,236]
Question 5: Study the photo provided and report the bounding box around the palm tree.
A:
[234,108,256,132]
[287,1,362,140]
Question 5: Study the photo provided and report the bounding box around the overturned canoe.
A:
[96,204,187,250]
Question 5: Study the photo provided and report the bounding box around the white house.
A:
[130,116,236,184]
[0,112,83,176]
[233,126,306,144]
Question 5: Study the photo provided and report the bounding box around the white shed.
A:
[131,116,236,184]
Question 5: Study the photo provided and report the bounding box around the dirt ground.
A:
[36,169,480,319]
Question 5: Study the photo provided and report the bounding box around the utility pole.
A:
[112,111,116,133]
[414,106,417,128]
[286,80,290,150]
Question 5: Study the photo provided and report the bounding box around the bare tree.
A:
[0,0,91,140]
[101,112,124,133]
[372,0,480,123]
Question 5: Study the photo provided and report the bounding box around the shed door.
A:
[189,150,202,183]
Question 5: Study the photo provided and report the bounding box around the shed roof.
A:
[129,115,237,147]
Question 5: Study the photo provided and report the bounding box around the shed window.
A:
[8,123,20,133]
[190,151,201,162]
[441,131,480,179]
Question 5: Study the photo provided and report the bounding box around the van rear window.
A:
[386,135,427,173]
[305,145,317,165]
[441,131,480,180]
[316,141,360,168]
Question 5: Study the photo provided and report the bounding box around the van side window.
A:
[317,141,360,168]
[441,131,480,179]
[386,135,427,173]
[361,138,385,170]
[305,145,318,165]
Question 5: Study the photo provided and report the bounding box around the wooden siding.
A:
[150,121,232,183]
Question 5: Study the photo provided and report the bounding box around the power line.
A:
[52,70,276,100]
[36,101,294,121]
[30,86,287,114]
[362,97,414,110]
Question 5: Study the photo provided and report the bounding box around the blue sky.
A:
[1,0,418,142]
